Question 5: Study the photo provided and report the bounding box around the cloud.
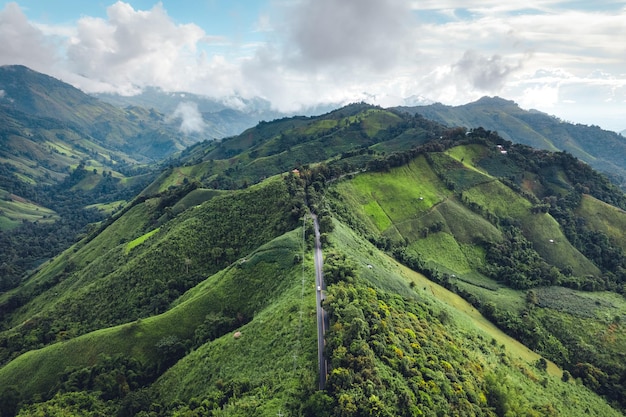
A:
[454,50,525,91]
[1,1,624,130]
[170,101,206,134]
[0,2,58,70]
[239,0,420,111]
[65,2,207,93]
[284,0,415,72]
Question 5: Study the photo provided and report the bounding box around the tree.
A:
[0,386,21,417]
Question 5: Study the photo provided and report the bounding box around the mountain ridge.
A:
[2,115,626,415]
[398,96,626,189]
[1,67,626,416]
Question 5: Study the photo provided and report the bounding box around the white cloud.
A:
[284,0,415,72]
[0,2,59,70]
[170,101,206,134]
[453,50,526,92]
[0,1,625,130]
[65,2,207,93]
[518,84,560,110]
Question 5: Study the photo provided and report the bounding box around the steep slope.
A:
[96,88,286,140]
[2,104,626,415]
[399,97,626,188]
[0,228,316,413]
[325,135,626,411]
[152,103,443,192]
[0,65,197,290]
[1,200,620,416]
[0,65,192,160]
[95,88,338,141]
[0,175,305,362]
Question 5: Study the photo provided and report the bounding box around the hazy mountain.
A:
[95,88,338,140]
[0,65,199,164]
[1,103,625,416]
[398,96,626,189]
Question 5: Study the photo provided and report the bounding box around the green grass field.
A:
[521,212,600,276]
[446,144,490,167]
[577,194,626,252]
[408,232,473,274]
[0,229,311,400]
[436,197,502,244]
[85,200,126,215]
[0,190,58,228]
[125,228,160,254]
[462,180,531,218]
[336,155,450,230]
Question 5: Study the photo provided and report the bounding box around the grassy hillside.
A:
[161,104,442,192]
[576,194,626,252]
[0,65,195,289]
[3,213,621,416]
[0,65,193,160]
[0,175,305,365]
[401,96,626,189]
[2,98,626,415]
[0,228,314,410]
[325,139,626,411]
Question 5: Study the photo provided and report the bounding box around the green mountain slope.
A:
[0,65,193,161]
[0,65,200,290]
[0,175,304,357]
[3,203,621,416]
[150,103,443,192]
[95,88,292,140]
[325,134,626,411]
[1,104,626,415]
[399,96,626,188]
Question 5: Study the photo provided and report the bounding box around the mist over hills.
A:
[94,88,339,141]
[1,66,626,416]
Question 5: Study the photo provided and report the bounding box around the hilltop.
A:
[0,98,625,416]
[399,97,626,189]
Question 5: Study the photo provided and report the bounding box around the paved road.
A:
[312,214,328,390]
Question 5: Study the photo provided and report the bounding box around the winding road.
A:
[312,213,329,390]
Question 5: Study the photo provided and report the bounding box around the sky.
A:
[1,0,625,132]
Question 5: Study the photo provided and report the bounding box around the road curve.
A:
[312,214,328,390]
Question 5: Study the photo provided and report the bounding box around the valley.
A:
[1,66,626,416]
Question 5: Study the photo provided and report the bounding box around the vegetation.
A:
[0,174,305,367]
[3,71,626,415]
[0,65,194,289]
[403,96,626,190]
[326,130,626,411]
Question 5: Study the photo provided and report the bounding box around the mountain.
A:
[0,65,198,167]
[0,65,196,290]
[398,97,626,189]
[95,88,338,141]
[1,104,625,416]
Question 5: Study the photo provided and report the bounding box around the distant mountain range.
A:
[398,97,626,188]
[0,65,195,178]
[94,88,338,140]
